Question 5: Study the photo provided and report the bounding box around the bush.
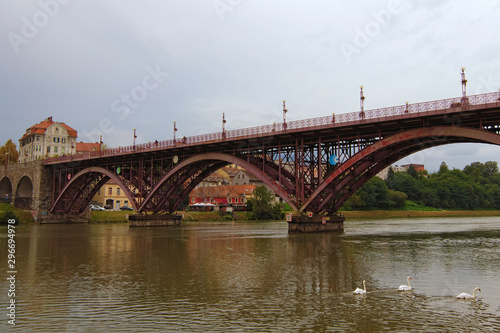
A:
[0,211,19,225]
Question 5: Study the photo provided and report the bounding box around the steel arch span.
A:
[139,152,299,213]
[50,167,136,214]
[301,126,500,213]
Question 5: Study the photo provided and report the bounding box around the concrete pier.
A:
[128,213,182,227]
[287,213,344,233]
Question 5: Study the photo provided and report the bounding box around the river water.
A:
[1,217,500,332]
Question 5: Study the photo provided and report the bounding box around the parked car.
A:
[90,204,106,211]
[119,205,134,211]
[103,205,113,210]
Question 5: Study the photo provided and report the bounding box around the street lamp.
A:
[133,128,137,150]
[222,113,226,139]
[359,86,365,119]
[173,121,177,142]
[283,100,287,130]
[461,67,467,99]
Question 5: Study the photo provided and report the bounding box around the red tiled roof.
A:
[20,117,78,141]
[76,142,101,153]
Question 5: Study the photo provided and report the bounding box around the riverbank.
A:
[2,205,500,224]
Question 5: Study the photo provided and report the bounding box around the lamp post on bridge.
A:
[133,128,137,151]
[222,113,226,139]
[359,86,365,120]
[461,67,469,108]
[283,100,287,130]
[173,121,177,143]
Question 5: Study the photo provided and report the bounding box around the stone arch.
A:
[0,177,13,204]
[15,175,33,209]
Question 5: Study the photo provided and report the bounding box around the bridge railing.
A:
[45,91,499,164]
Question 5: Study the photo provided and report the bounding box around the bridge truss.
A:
[46,92,500,215]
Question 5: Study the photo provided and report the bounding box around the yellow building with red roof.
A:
[18,116,79,162]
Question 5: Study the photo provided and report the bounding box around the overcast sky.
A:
[2,0,500,172]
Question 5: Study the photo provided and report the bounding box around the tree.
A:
[248,186,276,220]
[407,164,418,179]
[0,140,19,165]
[356,177,390,209]
[438,161,449,176]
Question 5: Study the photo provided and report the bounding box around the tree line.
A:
[342,161,500,211]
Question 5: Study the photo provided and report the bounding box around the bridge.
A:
[40,90,500,217]
[1,89,499,225]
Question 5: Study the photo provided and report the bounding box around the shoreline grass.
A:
[2,203,500,224]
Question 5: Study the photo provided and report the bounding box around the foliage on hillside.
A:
[341,161,500,211]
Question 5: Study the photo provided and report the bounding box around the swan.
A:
[398,276,413,291]
[353,280,366,294]
[457,287,481,299]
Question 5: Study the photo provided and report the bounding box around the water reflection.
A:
[1,218,500,332]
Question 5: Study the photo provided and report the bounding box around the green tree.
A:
[407,164,418,179]
[387,171,421,201]
[248,186,276,220]
[356,177,390,209]
[0,140,19,165]
[389,190,407,208]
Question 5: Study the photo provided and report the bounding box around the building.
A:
[91,179,132,210]
[197,172,229,187]
[376,164,426,180]
[189,185,256,208]
[231,169,264,186]
[18,116,78,162]
[76,142,102,154]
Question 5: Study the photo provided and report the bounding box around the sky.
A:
[1,0,500,172]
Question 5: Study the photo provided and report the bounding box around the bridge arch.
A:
[15,175,33,209]
[140,152,299,213]
[50,167,137,214]
[0,177,13,204]
[302,126,500,213]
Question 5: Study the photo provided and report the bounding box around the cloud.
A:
[1,0,500,172]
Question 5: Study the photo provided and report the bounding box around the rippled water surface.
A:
[1,217,500,332]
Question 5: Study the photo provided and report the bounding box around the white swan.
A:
[398,276,413,291]
[457,287,481,299]
[353,280,366,294]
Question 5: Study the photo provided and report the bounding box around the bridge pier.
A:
[128,213,182,227]
[287,213,344,233]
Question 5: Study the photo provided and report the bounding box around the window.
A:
[108,188,112,195]
[235,198,239,203]
[62,138,66,143]
[54,147,58,153]
[117,188,120,195]
[47,146,50,153]
[191,198,195,203]
[61,147,65,154]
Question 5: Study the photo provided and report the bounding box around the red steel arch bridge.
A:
[45,91,500,216]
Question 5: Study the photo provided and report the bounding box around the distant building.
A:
[76,142,102,154]
[91,179,132,210]
[189,185,256,208]
[376,164,426,180]
[198,172,229,187]
[18,116,77,162]
[231,169,264,186]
